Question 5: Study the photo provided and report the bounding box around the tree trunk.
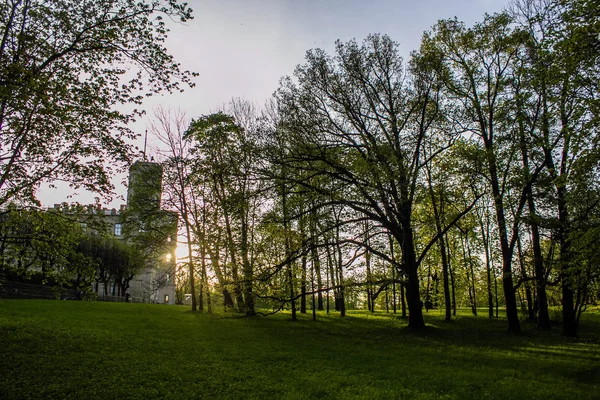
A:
[281,184,296,322]
[517,92,551,329]
[448,244,456,317]
[562,278,577,337]
[400,282,407,318]
[517,236,534,322]
[531,221,550,330]
[223,209,244,313]
[287,250,297,321]
[335,224,346,317]
[202,254,212,314]
[326,243,334,314]
[241,212,255,316]
[488,154,521,334]
[223,288,235,310]
[299,214,307,314]
[198,281,204,311]
[426,164,450,320]
[465,233,477,316]
[493,260,499,318]
[556,167,577,336]
[486,258,494,319]
[300,253,307,314]
[440,234,451,321]
[479,212,494,319]
[310,208,324,310]
[365,222,374,312]
[433,273,439,309]
[183,213,196,312]
[389,233,397,315]
[399,220,425,329]
[425,264,432,313]
[200,209,212,313]
[385,287,389,313]
[501,259,521,333]
[311,254,317,321]
[314,252,323,311]
[559,199,577,336]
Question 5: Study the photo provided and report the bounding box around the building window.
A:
[114,223,122,236]
[164,295,169,303]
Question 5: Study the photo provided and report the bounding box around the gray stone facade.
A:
[51,160,177,304]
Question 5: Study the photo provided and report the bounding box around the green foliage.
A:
[182,108,260,314]
[78,234,146,293]
[0,0,196,206]
[413,0,600,334]
[153,0,598,336]
[0,203,167,296]
[0,207,90,286]
[1,301,600,399]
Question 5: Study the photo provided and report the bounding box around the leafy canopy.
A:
[0,0,196,206]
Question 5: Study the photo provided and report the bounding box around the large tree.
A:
[185,111,259,316]
[275,34,477,329]
[151,107,201,311]
[0,0,195,206]
[421,14,533,334]
[542,0,600,336]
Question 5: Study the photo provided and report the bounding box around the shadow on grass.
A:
[2,301,600,399]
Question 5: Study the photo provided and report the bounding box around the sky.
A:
[39,0,508,209]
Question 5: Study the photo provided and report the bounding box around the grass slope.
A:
[1,300,599,399]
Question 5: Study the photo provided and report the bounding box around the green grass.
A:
[1,301,599,399]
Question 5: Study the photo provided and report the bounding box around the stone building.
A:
[121,160,177,304]
[52,160,177,304]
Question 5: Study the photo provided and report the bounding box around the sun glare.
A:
[175,243,189,262]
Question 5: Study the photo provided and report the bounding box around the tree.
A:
[275,35,477,329]
[185,111,258,315]
[0,0,195,206]
[507,0,600,335]
[422,14,534,334]
[77,233,146,298]
[420,139,481,320]
[152,107,200,311]
[258,101,302,320]
[0,205,93,287]
[543,0,599,336]
[226,99,264,317]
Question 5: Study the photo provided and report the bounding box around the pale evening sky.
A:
[39,0,508,209]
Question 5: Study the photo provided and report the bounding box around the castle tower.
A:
[123,160,178,304]
[126,161,163,211]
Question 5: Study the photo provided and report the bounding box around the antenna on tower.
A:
[143,129,148,161]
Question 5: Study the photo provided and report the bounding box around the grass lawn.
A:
[1,300,599,399]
